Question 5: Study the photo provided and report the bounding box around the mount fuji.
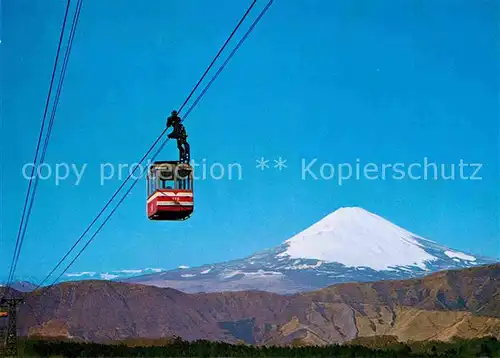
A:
[70,207,498,294]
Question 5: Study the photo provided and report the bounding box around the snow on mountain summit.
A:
[51,206,497,294]
[276,207,437,270]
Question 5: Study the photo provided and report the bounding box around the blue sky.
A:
[1,0,499,282]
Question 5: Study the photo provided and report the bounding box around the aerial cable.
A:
[5,0,73,292]
[6,0,83,292]
[156,0,275,153]
[35,0,265,289]
[182,0,274,120]
[3,0,74,296]
[178,0,257,114]
[49,0,275,285]
[34,129,168,289]
[8,0,84,293]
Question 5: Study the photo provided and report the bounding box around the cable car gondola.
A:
[147,161,194,220]
[147,110,193,221]
[0,311,8,318]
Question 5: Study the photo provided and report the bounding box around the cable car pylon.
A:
[0,297,24,358]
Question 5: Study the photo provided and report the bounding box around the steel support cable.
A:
[182,0,274,120]
[3,0,73,296]
[34,128,169,289]
[8,0,84,294]
[48,0,275,286]
[177,0,257,114]
[34,0,262,289]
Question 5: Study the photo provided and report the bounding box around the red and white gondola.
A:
[146,161,194,221]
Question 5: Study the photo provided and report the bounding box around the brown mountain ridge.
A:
[15,263,500,346]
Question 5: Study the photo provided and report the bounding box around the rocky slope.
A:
[16,263,500,346]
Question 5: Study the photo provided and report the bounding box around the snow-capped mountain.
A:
[116,207,497,294]
[1,270,169,292]
[58,268,167,282]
